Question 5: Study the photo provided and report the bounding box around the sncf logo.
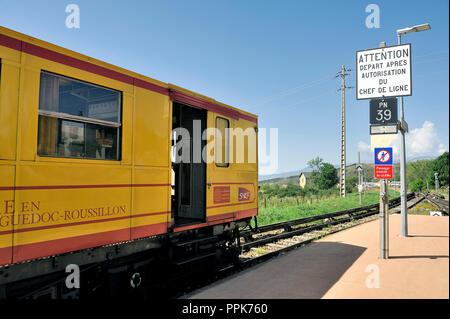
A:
[238,188,251,201]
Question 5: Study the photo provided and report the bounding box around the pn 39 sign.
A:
[370,98,398,125]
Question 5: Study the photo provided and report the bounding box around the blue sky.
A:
[1,0,448,175]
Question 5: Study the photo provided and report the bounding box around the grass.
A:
[434,188,449,199]
[254,189,400,226]
[408,201,437,216]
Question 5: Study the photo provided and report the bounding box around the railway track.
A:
[179,192,419,298]
[238,192,415,254]
[423,192,449,215]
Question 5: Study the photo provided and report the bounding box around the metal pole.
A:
[384,180,389,258]
[358,152,362,204]
[380,179,389,259]
[340,65,346,198]
[435,173,439,193]
[380,180,385,258]
[398,33,408,237]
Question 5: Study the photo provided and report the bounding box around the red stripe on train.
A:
[131,222,170,240]
[0,33,21,51]
[12,228,130,263]
[0,246,12,266]
[2,208,257,265]
[0,211,170,236]
[0,183,170,191]
[172,208,257,233]
[11,221,168,264]
[22,42,135,85]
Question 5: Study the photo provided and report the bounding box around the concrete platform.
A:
[185,214,449,299]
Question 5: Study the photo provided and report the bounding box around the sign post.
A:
[357,43,412,237]
[380,179,389,259]
[374,147,393,259]
[357,152,363,204]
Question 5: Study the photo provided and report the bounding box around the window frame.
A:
[37,70,123,161]
[215,116,230,168]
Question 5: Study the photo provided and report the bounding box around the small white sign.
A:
[356,44,411,100]
[430,211,442,217]
[370,125,398,135]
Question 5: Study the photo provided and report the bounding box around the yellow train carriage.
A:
[0,26,258,266]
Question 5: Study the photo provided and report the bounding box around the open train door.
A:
[171,99,207,227]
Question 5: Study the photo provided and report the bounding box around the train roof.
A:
[0,26,257,122]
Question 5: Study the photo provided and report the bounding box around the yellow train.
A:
[0,26,258,296]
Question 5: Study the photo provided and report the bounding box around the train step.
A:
[173,236,217,248]
[172,251,217,266]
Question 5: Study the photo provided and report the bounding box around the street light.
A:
[397,23,431,36]
[396,23,431,237]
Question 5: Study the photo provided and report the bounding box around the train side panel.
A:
[12,164,133,262]
[206,113,258,224]
[131,85,171,239]
[0,36,21,265]
[10,48,137,263]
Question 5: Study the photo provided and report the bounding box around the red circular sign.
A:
[376,149,391,163]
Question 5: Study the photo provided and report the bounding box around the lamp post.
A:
[396,23,431,237]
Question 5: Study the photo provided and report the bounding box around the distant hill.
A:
[259,175,299,186]
[259,155,440,185]
[259,168,311,182]
[259,163,401,185]
[407,155,436,162]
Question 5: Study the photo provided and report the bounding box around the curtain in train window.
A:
[37,71,121,160]
[215,117,229,167]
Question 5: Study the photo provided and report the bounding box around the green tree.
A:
[307,157,324,172]
[307,156,338,190]
[346,175,359,193]
[410,178,425,192]
[428,152,449,188]
[316,163,339,190]
[307,157,324,187]
[407,159,431,188]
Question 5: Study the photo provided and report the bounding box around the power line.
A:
[247,74,335,107]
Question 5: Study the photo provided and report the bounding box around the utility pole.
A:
[337,65,353,198]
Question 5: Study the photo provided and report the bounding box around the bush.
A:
[428,152,449,188]
[346,176,359,193]
[410,178,425,192]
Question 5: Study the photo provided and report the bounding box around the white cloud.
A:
[438,143,447,154]
[395,121,447,159]
[358,141,372,153]
[357,121,448,161]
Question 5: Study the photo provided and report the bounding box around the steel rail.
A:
[181,193,419,298]
[423,192,449,215]
[241,193,415,252]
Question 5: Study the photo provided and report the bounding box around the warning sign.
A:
[356,44,411,100]
[374,147,393,180]
[374,165,393,179]
[374,148,393,165]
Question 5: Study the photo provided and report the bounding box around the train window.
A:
[37,71,121,160]
[215,117,229,167]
